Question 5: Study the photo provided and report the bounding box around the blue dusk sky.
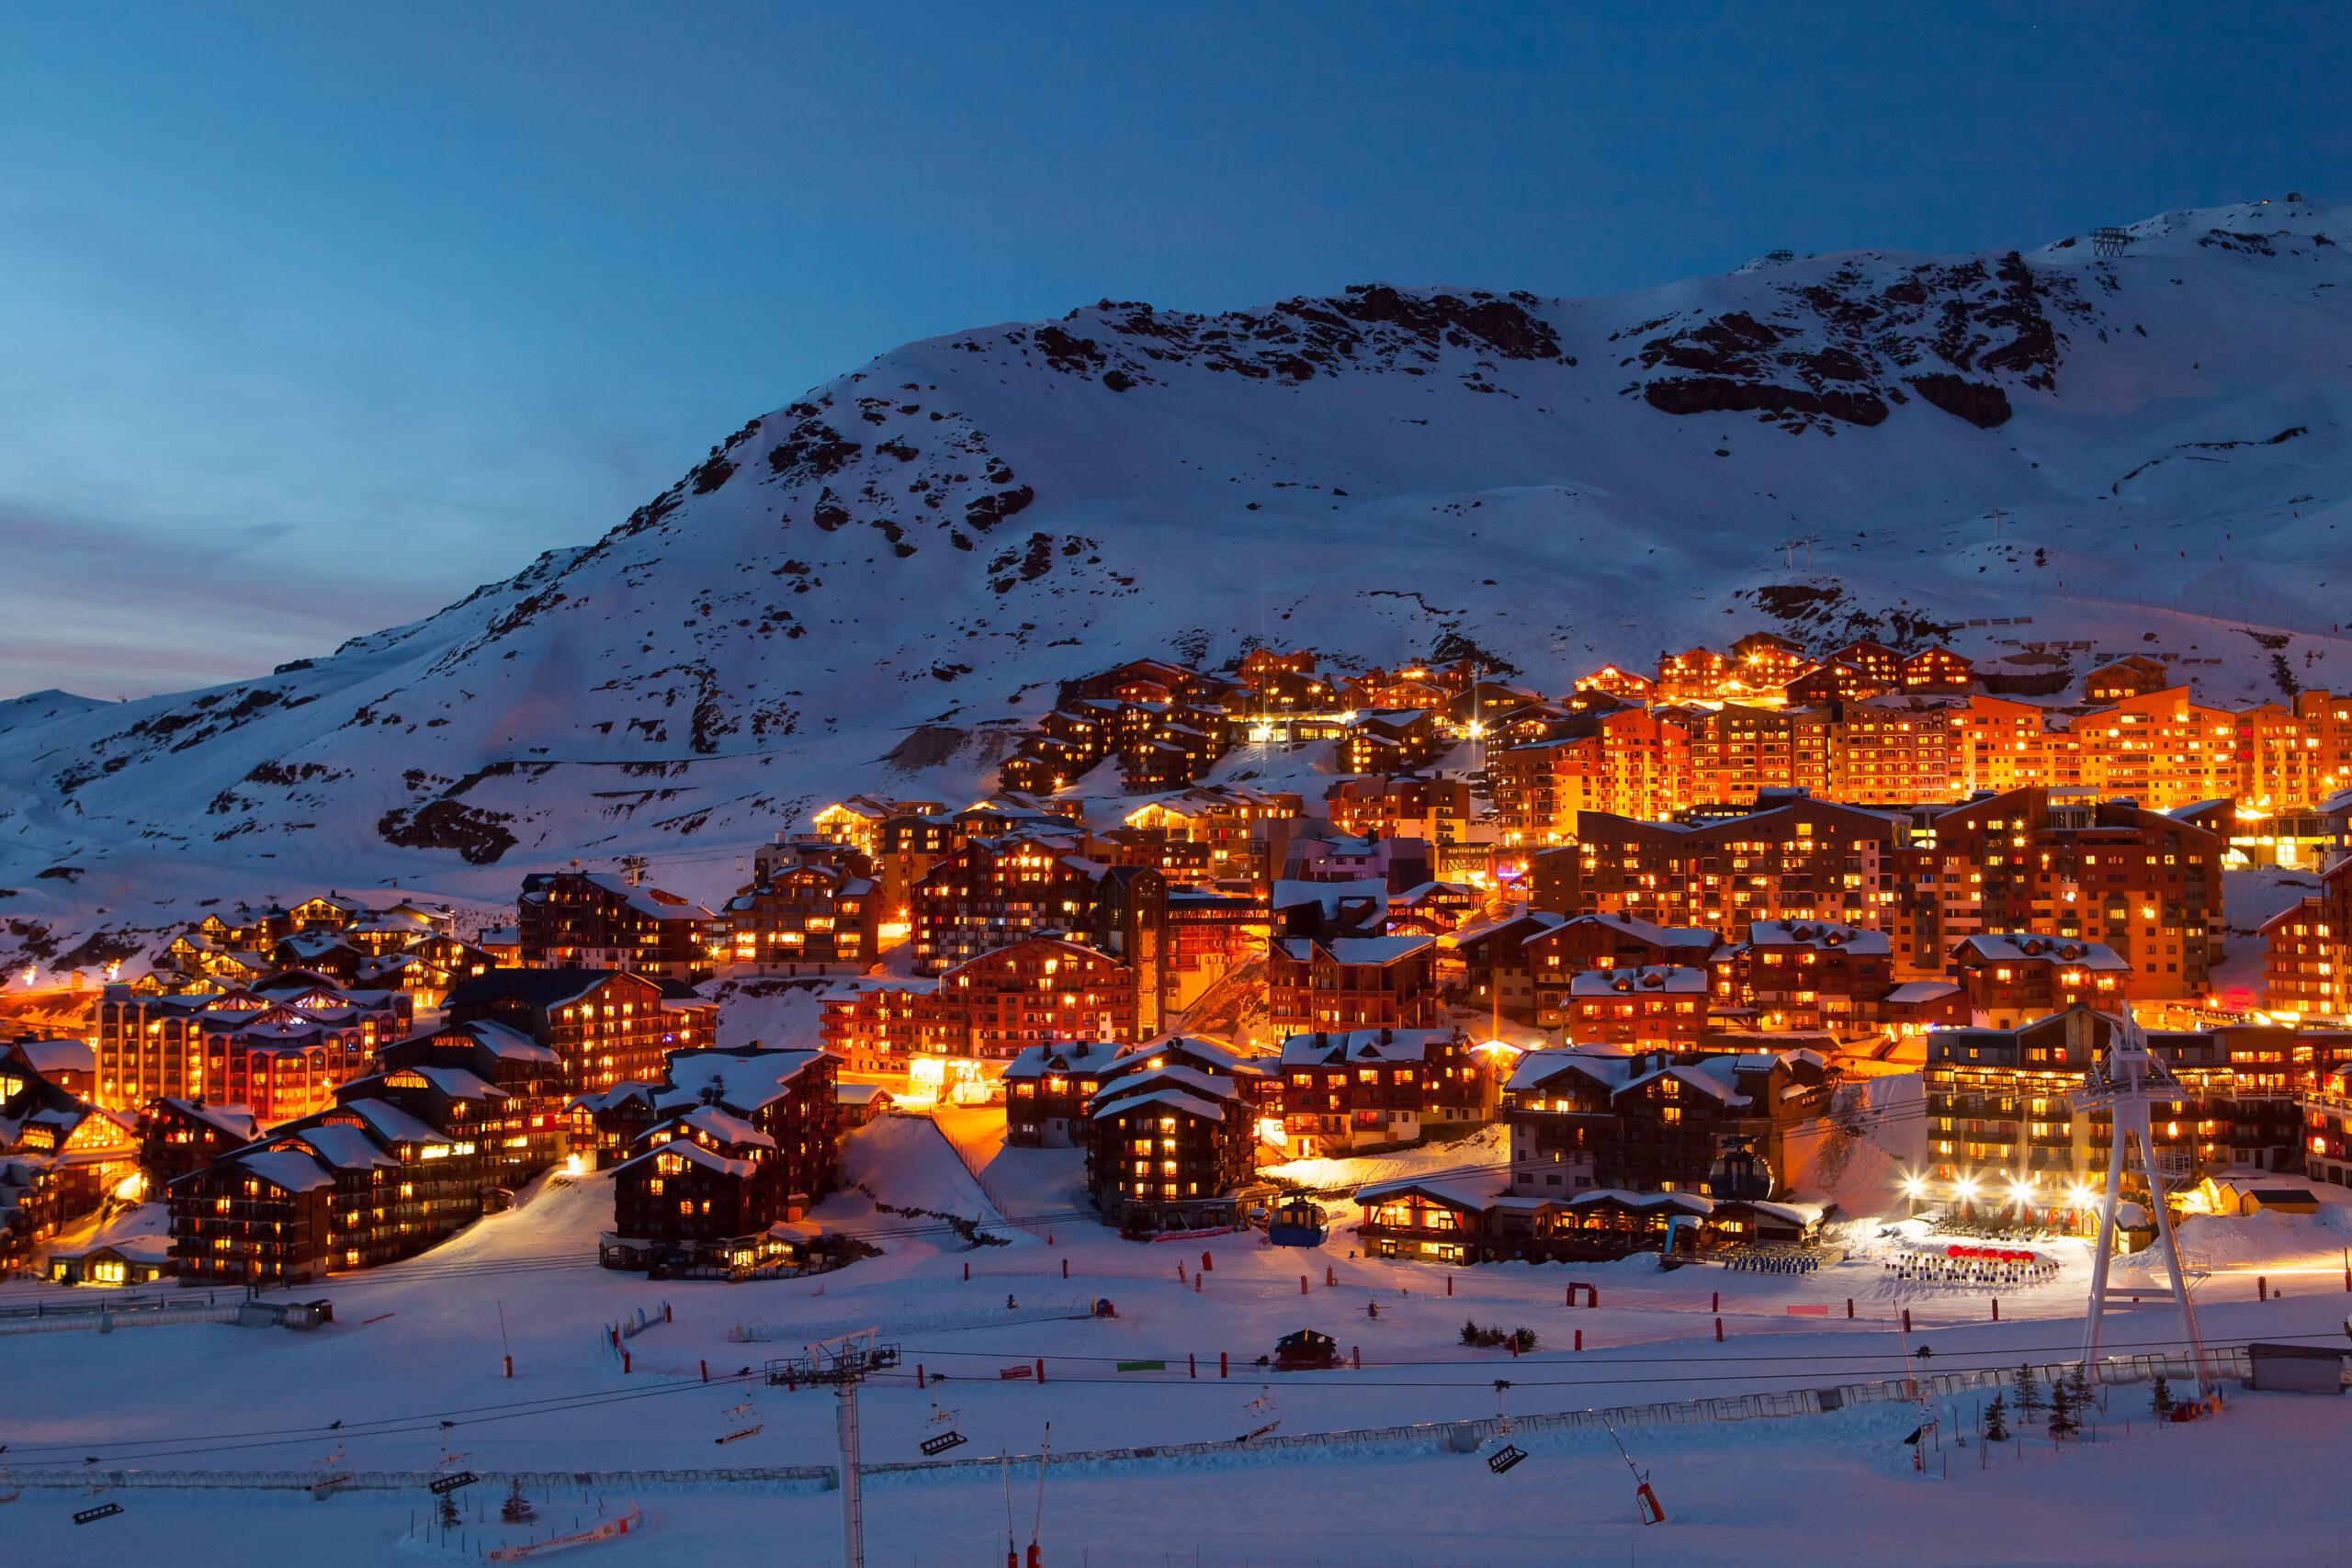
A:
[1,3,2342,698]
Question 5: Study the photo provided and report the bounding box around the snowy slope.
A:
[5,198,2351,970]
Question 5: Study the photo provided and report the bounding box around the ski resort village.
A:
[8,188,2352,1565]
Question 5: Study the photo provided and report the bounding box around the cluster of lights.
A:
[1902,1170,2102,1210]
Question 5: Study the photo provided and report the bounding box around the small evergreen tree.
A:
[1510,1326,1539,1353]
[1983,1392,2010,1442]
[437,1492,462,1534]
[502,1479,535,1525]
[2012,1362,2043,1414]
[2066,1360,2095,1420]
[2048,1373,2079,1439]
[1461,1318,1484,1346]
[2150,1376,2176,1419]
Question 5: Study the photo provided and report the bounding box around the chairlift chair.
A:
[715,1395,766,1445]
[921,1399,969,1456]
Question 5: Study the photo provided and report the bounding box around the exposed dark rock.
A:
[376,802,518,864]
[1906,374,2013,428]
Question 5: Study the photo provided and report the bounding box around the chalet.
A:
[1524,913,1721,1029]
[137,1098,261,1188]
[813,795,945,859]
[1385,881,1485,936]
[165,1146,339,1285]
[1271,878,1391,942]
[817,976,948,1069]
[1120,784,1301,882]
[265,1084,496,1266]
[1238,648,1328,710]
[1703,1198,1833,1250]
[0,1071,138,1228]
[96,979,410,1114]
[1949,932,2131,1027]
[2085,655,2171,703]
[933,937,1142,1058]
[1498,1044,1836,1197]
[1338,710,1445,776]
[47,1234,172,1286]
[1900,647,1973,692]
[1353,1175,1716,1265]
[5,1037,95,1100]
[1266,934,1441,1035]
[569,1081,663,1168]
[1325,774,1472,844]
[1085,1061,1257,1235]
[1284,827,1436,889]
[1575,663,1656,702]
[381,1019,570,1185]
[910,833,1106,975]
[1724,919,1894,1033]
[656,1046,841,1206]
[1004,1039,1120,1147]
[1782,661,1891,706]
[716,857,882,976]
[1272,1026,1481,1155]
[1826,641,1905,688]
[607,1046,839,1269]
[269,931,367,985]
[1450,910,1568,1025]
[443,968,717,1097]
[836,1082,886,1129]
[516,870,716,979]
[1567,965,1721,1049]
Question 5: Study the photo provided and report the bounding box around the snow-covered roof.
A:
[9,1038,95,1076]
[1091,1086,1227,1123]
[657,1048,826,1114]
[233,1148,337,1194]
[1277,1028,1457,1066]
[1085,1062,1235,1106]
[1269,878,1389,918]
[439,1018,561,1062]
[613,1139,757,1179]
[664,1105,776,1149]
[396,1065,505,1100]
[1952,932,2129,969]
[1351,1175,1496,1211]
[337,1099,452,1146]
[1883,980,1962,1005]
[295,1123,399,1170]
[1323,934,1435,964]
[1566,1188,1713,1214]
[153,1099,260,1140]
[1568,964,1711,997]
[1002,1040,1118,1077]
[1741,919,1891,955]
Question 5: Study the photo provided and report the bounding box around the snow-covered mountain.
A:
[5,198,2350,973]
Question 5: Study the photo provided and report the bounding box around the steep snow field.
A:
[5,198,2352,971]
[6,1114,2352,1566]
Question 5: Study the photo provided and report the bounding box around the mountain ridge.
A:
[3,197,2348,972]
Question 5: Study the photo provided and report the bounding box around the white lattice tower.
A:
[2071,1006,2212,1394]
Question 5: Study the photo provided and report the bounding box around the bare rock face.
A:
[1628,251,2076,433]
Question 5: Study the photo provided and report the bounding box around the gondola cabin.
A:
[1274,1328,1339,1369]
[1266,1197,1329,1247]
